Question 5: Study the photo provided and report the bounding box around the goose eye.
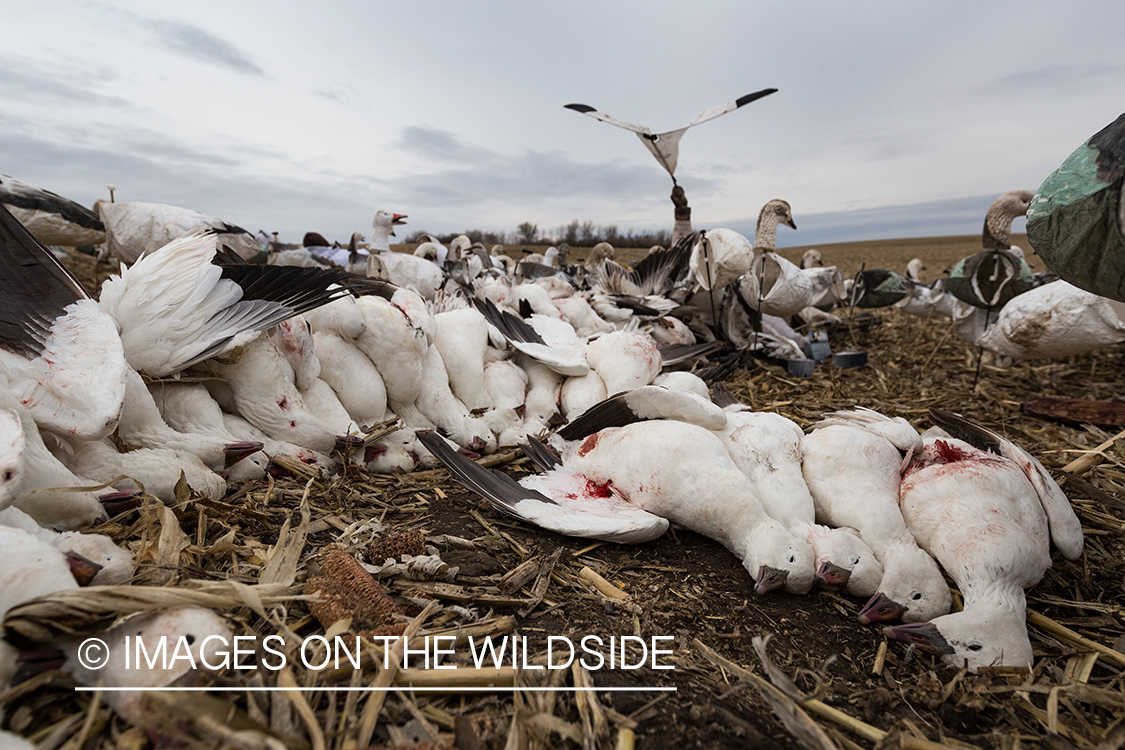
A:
[911,592,923,601]
[2,470,12,481]
[967,644,983,651]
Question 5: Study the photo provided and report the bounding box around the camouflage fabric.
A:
[1027,113,1125,304]
[945,249,1034,309]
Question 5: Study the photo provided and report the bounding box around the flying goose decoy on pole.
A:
[563,88,778,183]
[565,88,778,246]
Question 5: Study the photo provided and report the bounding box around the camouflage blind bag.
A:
[1027,112,1125,304]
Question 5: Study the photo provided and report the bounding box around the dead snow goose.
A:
[883,409,1083,670]
[98,231,362,378]
[0,203,127,440]
[420,419,814,595]
[0,173,105,247]
[801,411,951,624]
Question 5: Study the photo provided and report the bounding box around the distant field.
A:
[393,232,1037,287]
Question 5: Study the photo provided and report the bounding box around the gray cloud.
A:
[0,55,130,107]
[132,15,266,77]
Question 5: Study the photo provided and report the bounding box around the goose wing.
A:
[416,430,667,543]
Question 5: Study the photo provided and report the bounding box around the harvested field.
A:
[3,240,1124,750]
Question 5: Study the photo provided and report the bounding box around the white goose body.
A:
[208,335,343,454]
[718,410,883,597]
[0,408,25,507]
[585,331,661,394]
[0,390,106,530]
[0,524,80,684]
[561,370,608,422]
[353,294,431,427]
[801,421,951,623]
[0,203,127,441]
[885,427,1083,669]
[434,308,494,411]
[54,437,226,503]
[147,381,267,481]
[416,345,496,453]
[311,331,388,426]
[118,368,241,472]
[0,505,134,585]
[423,419,814,595]
[220,412,337,474]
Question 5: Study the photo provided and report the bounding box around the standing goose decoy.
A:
[945,190,1036,311]
[367,211,443,300]
[0,174,106,247]
[98,232,363,379]
[419,419,815,596]
[0,202,128,441]
[883,409,1084,670]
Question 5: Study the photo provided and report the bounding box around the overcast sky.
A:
[3,1,1123,247]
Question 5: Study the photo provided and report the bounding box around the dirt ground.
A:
[2,238,1123,749]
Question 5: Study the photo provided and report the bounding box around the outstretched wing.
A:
[0,202,90,358]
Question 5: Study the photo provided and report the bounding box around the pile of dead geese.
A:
[0,159,1108,741]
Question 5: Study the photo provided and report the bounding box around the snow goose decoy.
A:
[419,420,815,595]
[99,235,368,379]
[945,190,1036,311]
[564,88,778,184]
[800,409,952,623]
[975,279,1125,359]
[96,199,263,264]
[0,174,105,247]
[367,211,444,300]
[1027,111,1125,314]
[0,202,128,440]
[883,408,1083,670]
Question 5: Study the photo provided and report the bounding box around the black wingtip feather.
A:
[519,438,563,471]
[564,103,596,113]
[927,408,1004,455]
[735,88,779,108]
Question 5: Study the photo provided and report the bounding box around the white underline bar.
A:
[75,686,677,693]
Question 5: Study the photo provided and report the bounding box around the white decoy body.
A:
[421,419,815,595]
[0,173,106,247]
[801,413,952,624]
[367,211,444,300]
[976,280,1125,359]
[96,199,261,263]
[885,412,1084,670]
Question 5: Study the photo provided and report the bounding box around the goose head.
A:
[0,409,25,505]
[883,603,1032,671]
[811,526,884,598]
[982,190,1033,250]
[857,545,952,624]
[746,519,815,596]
